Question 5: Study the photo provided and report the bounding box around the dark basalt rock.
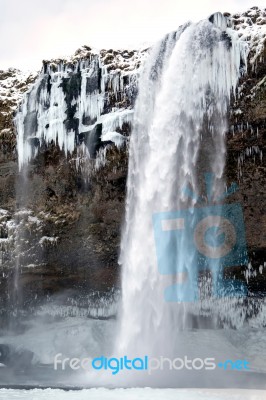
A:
[86,62,101,95]
[60,71,82,101]
[220,31,232,49]
[78,123,103,157]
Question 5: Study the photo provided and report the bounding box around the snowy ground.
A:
[0,388,265,400]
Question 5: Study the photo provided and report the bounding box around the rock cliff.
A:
[0,7,265,317]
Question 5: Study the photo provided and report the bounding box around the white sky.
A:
[0,0,265,71]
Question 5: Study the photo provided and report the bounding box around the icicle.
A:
[15,51,142,169]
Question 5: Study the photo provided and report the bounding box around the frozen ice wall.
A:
[15,48,145,169]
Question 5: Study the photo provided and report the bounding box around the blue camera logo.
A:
[153,175,248,302]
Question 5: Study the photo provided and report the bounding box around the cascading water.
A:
[116,13,248,359]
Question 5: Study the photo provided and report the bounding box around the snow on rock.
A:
[231,7,266,66]
[0,209,14,265]
[39,236,59,247]
[0,68,37,159]
[0,69,37,110]
[0,207,54,269]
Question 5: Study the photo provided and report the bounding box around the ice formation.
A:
[15,49,145,170]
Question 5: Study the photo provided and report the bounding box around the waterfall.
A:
[116,13,248,358]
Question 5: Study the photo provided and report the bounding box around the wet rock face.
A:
[227,10,266,256]
[224,9,266,290]
[0,8,265,312]
[0,143,128,313]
